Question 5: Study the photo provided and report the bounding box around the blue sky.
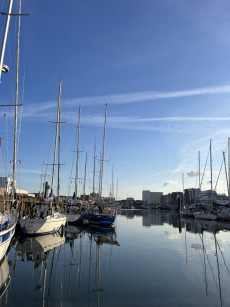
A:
[1,0,230,199]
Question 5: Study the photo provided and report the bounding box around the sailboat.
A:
[65,105,86,223]
[88,104,116,226]
[0,0,23,260]
[193,141,217,221]
[19,81,66,235]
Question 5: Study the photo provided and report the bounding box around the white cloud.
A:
[187,170,199,177]
[22,84,230,119]
[63,84,230,107]
[163,180,178,187]
[187,170,219,178]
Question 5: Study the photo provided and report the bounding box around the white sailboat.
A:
[19,81,66,234]
[216,137,230,220]
[194,140,217,221]
[0,0,22,260]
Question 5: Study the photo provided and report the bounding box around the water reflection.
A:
[2,212,230,306]
[16,233,65,267]
[15,233,65,306]
[181,218,227,306]
[0,256,10,304]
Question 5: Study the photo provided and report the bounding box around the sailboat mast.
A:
[75,105,81,199]
[210,139,213,205]
[223,151,229,195]
[57,88,61,198]
[116,178,118,201]
[83,152,87,204]
[99,104,107,199]
[51,80,62,195]
[228,137,230,203]
[112,165,114,200]
[93,136,96,196]
[182,173,184,209]
[198,150,201,190]
[98,151,102,199]
[12,0,21,197]
[0,0,13,82]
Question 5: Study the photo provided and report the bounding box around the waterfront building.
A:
[184,188,200,205]
[142,190,163,205]
[200,189,217,201]
[0,177,13,195]
[142,190,151,204]
[0,177,29,196]
[160,193,171,205]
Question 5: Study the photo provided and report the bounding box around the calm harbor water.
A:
[1,210,230,306]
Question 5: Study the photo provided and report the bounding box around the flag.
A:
[4,109,6,117]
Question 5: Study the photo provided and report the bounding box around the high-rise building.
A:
[142,190,163,205]
[142,190,151,204]
[184,188,200,204]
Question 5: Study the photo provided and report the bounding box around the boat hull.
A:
[217,213,230,221]
[88,214,116,226]
[0,221,16,262]
[193,212,217,220]
[66,213,85,223]
[19,214,66,235]
[179,211,193,218]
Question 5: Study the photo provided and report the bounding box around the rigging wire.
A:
[213,143,228,193]
[68,124,78,196]
[214,160,224,192]
[4,109,9,179]
[200,149,209,188]
[17,62,25,157]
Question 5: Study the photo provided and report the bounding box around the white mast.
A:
[75,105,81,200]
[198,150,201,203]
[112,165,114,200]
[98,150,102,199]
[182,173,184,209]
[83,152,87,205]
[210,139,213,206]
[99,104,107,199]
[50,80,62,196]
[0,0,13,82]
[12,0,21,197]
[198,151,201,190]
[57,82,62,198]
[116,178,118,201]
[93,136,96,196]
[223,151,228,194]
[228,137,230,203]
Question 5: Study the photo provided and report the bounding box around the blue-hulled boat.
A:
[88,212,116,226]
[0,211,17,262]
